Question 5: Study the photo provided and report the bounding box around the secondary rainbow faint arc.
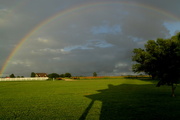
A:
[0,1,179,76]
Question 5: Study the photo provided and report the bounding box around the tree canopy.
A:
[64,73,72,78]
[132,33,180,96]
[10,74,15,78]
[31,72,36,77]
[93,72,97,77]
[48,73,60,79]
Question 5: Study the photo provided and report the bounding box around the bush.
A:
[56,78,62,80]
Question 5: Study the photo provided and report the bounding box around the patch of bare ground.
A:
[63,78,78,81]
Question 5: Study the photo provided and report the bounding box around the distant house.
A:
[35,73,48,77]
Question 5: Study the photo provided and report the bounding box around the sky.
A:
[0,0,180,77]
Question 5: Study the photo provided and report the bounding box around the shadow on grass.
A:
[79,83,180,120]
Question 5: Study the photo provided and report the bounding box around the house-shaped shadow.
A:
[79,83,179,120]
[79,84,128,120]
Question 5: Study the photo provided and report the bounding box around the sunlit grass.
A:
[0,79,179,120]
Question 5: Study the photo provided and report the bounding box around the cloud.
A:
[1,0,180,77]
[163,22,180,36]
[11,60,32,67]
[52,57,61,60]
[39,48,69,54]
[90,39,114,48]
[62,39,113,52]
[36,37,49,43]
[91,24,122,35]
[0,9,11,24]
[62,45,93,52]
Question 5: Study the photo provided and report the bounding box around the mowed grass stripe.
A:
[0,79,179,120]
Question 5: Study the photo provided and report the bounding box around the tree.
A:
[132,33,180,97]
[64,73,72,78]
[59,74,65,78]
[31,72,36,77]
[48,73,60,79]
[10,74,15,78]
[93,72,97,77]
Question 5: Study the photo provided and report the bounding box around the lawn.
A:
[0,78,180,120]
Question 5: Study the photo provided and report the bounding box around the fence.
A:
[0,77,49,81]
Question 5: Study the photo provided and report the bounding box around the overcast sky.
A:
[0,0,180,77]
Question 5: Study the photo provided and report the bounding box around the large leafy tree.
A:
[132,33,180,96]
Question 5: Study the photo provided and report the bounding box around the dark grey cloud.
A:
[1,0,180,77]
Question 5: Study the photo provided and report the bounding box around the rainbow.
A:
[0,1,179,77]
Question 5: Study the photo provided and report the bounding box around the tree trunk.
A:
[171,84,176,97]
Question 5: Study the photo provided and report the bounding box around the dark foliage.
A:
[132,33,180,96]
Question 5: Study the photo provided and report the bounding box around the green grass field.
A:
[0,78,180,120]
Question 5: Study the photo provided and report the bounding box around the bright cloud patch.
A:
[52,57,61,60]
[39,48,69,54]
[163,22,180,36]
[11,60,32,67]
[0,9,11,24]
[36,37,49,43]
[63,45,93,52]
[62,39,114,52]
[30,48,69,55]
[115,63,128,68]
[88,39,114,48]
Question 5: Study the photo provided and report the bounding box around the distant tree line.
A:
[9,72,98,79]
[7,72,72,79]
[48,73,72,79]
[9,74,24,78]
